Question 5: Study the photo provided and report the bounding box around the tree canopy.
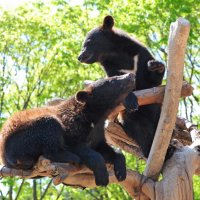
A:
[0,0,199,199]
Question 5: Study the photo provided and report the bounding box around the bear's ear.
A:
[102,15,114,30]
[75,91,89,104]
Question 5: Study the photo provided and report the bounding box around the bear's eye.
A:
[86,39,92,45]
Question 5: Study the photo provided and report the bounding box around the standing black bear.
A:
[0,73,135,186]
[78,16,165,158]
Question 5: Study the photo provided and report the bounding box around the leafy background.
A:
[0,0,199,199]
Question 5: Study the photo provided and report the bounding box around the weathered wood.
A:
[0,138,199,200]
[105,116,195,160]
[132,81,192,106]
[143,18,191,182]
[105,121,146,159]
[107,81,193,120]
[84,81,193,111]
[0,117,199,200]
[154,142,200,200]
[0,116,198,178]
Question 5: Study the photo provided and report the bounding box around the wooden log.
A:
[143,17,190,183]
[136,81,193,106]
[105,117,195,160]
[0,119,199,199]
[107,82,193,120]
[1,138,199,200]
[84,81,193,110]
[154,142,200,200]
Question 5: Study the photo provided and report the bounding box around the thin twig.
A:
[40,179,53,200]
[14,179,25,200]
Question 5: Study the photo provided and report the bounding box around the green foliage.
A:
[0,0,199,199]
[193,175,200,199]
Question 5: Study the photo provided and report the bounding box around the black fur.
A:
[0,74,135,186]
[58,74,135,185]
[0,116,81,170]
[78,15,165,158]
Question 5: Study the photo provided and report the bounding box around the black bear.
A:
[0,73,135,186]
[78,16,165,158]
[0,110,81,170]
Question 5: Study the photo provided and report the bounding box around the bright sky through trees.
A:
[0,0,83,9]
[0,0,30,9]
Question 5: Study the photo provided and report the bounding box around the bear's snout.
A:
[78,51,96,64]
[77,53,84,61]
[78,52,90,62]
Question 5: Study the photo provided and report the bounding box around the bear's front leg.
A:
[147,60,165,86]
[96,142,127,182]
[147,60,165,73]
[72,144,109,186]
[123,92,139,112]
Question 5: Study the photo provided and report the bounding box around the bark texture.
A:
[144,17,191,181]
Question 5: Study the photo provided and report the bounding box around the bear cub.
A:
[78,16,165,158]
[0,73,135,186]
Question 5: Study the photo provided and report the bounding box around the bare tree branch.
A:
[15,179,25,200]
[143,17,191,181]
[40,179,52,200]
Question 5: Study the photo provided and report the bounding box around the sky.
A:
[0,0,83,9]
[0,0,29,9]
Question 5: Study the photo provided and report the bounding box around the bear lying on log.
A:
[0,83,196,191]
[0,73,136,186]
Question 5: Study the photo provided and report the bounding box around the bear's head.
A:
[75,73,135,116]
[78,15,116,64]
